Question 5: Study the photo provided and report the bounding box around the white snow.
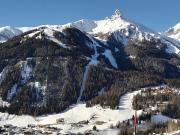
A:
[0,10,179,57]
[26,30,41,38]
[1,85,176,134]
[43,28,70,49]
[21,61,32,84]
[18,27,35,32]
[6,84,18,101]
[98,87,106,96]
[34,82,40,88]
[113,31,128,45]
[65,10,180,57]
[58,10,179,57]
[12,10,161,48]
[169,130,180,135]
[118,90,142,120]
[0,98,10,108]
[155,130,180,135]
[0,89,141,134]
[0,26,22,43]
[0,67,8,85]
[166,43,180,55]
[92,13,129,35]
[29,81,46,96]
[77,38,99,102]
[0,112,37,127]
[34,100,138,134]
[3,60,33,101]
[69,10,160,46]
[129,55,136,59]
[165,23,180,41]
[151,114,172,124]
[91,129,120,135]
[115,47,119,52]
[103,50,118,68]
[71,19,97,32]
[76,64,91,103]
[163,23,180,56]
[172,23,180,31]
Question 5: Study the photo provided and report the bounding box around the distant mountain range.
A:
[0,9,179,115]
[0,26,22,43]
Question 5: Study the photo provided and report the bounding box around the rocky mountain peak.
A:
[111,9,123,19]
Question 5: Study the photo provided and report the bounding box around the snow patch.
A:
[103,50,118,69]
[0,67,8,85]
[165,42,180,55]
[118,90,142,120]
[29,82,46,96]
[71,19,97,32]
[6,84,18,101]
[26,31,41,38]
[151,114,172,124]
[77,64,91,103]
[44,28,70,49]
[77,37,100,102]
[98,87,106,96]
[21,60,32,84]
[113,31,128,45]
[0,98,10,108]
[129,55,136,59]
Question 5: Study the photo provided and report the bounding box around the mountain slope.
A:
[63,9,180,56]
[0,26,22,43]
[165,23,180,41]
[0,10,179,116]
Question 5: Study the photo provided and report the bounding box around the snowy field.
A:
[0,90,141,134]
[0,86,179,135]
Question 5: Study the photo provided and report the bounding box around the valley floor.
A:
[0,90,140,134]
[0,86,179,135]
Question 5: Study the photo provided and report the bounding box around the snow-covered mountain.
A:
[0,26,22,43]
[165,23,180,41]
[71,9,158,41]
[9,9,179,56]
[0,9,179,117]
[0,9,180,134]
[1,10,180,56]
[19,9,165,41]
[71,10,180,56]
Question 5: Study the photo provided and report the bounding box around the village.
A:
[0,86,179,135]
[0,123,63,135]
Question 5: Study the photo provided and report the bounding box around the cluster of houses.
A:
[0,118,96,135]
[0,124,62,135]
[138,87,180,113]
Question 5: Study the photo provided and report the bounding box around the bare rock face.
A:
[112,9,123,19]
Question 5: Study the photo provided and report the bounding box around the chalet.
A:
[56,118,65,124]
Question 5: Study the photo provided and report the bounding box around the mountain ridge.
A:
[1,10,180,56]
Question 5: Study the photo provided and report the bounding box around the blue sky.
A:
[0,0,179,32]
